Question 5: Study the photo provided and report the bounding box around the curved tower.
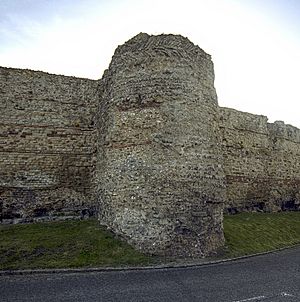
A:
[96,33,226,257]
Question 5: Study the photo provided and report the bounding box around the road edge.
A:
[1,244,300,276]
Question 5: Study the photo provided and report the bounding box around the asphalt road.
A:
[1,246,300,302]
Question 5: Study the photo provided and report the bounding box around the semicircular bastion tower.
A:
[96,33,227,257]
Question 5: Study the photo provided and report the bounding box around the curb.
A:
[1,244,299,276]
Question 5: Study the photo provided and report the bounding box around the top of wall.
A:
[0,66,96,80]
[106,33,213,81]
[267,121,300,142]
[220,106,269,134]
[112,32,211,59]
[1,40,299,139]
[220,106,300,143]
[0,66,100,129]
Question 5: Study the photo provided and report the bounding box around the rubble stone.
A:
[1,33,299,257]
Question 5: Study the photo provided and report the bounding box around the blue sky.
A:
[0,0,299,128]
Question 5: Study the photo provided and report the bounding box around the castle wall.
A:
[1,33,300,258]
[96,33,226,257]
[0,67,99,223]
[220,107,300,212]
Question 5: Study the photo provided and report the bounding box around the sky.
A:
[0,0,299,128]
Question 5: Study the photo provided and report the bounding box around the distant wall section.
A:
[220,107,300,212]
[0,67,99,223]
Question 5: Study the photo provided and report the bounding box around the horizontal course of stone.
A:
[0,67,98,223]
[220,107,300,212]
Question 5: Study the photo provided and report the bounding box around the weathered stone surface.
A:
[220,107,300,213]
[1,33,300,257]
[96,33,226,257]
[0,67,99,223]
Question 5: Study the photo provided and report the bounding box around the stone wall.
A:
[96,33,226,257]
[1,33,300,258]
[0,67,99,223]
[220,107,300,212]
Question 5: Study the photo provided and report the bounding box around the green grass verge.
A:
[1,212,300,270]
[0,219,152,270]
[224,212,300,258]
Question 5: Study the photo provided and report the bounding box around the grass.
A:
[0,219,153,270]
[224,212,300,258]
[1,212,300,270]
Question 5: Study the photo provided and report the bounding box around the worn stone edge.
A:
[1,244,299,276]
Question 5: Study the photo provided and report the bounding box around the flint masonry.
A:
[1,33,299,257]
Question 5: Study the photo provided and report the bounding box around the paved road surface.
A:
[1,246,300,302]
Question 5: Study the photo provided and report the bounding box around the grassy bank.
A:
[224,212,300,257]
[1,212,300,270]
[0,219,152,270]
